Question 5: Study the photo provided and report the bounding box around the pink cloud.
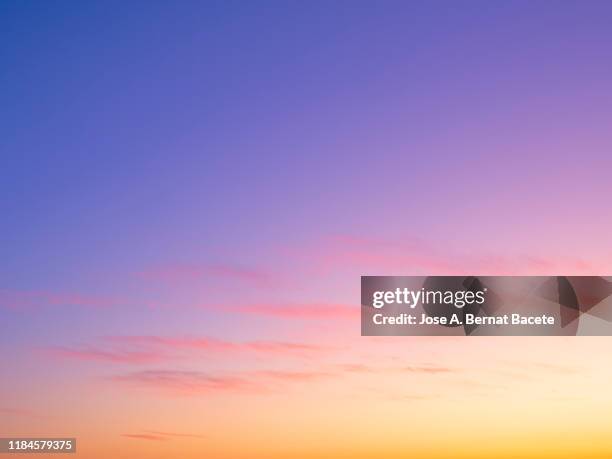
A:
[136,263,273,287]
[0,406,52,421]
[254,370,332,382]
[41,346,166,364]
[111,363,456,397]
[0,289,134,310]
[112,370,258,395]
[289,234,456,274]
[227,303,358,319]
[0,407,37,417]
[288,234,604,276]
[107,335,239,351]
[107,335,330,355]
[39,336,331,368]
[112,368,338,396]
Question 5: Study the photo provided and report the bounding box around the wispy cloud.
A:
[288,234,603,276]
[383,394,441,401]
[122,433,167,441]
[40,346,166,364]
[339,363,455,375]
[226,303,358,319]
[112,370,259,395]
[107,335,329,354]
[112,368,338,396]
[0,406,52,421]
[289,234,456,274]
[402,365,454,374]
[146,431,206,439]
[136,263,273,288]
[122,431,205,441]
[0,407,37,417]
[0,289,130,310]
[254,370,332,382]
[112,363,457,396]
[41,336,330,366]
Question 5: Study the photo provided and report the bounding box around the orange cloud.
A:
[122,433,167,441]
[146,431,206,439]
[122,431,205,441]
[339,363,455,374]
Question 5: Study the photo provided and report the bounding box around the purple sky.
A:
[1,3,612,456]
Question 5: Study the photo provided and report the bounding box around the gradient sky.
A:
[2,1,612,458]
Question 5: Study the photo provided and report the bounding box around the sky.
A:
[1,1,612,458]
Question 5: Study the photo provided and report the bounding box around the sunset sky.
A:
[2,1,612,458]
